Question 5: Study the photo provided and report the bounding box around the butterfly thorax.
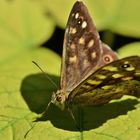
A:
[51,90,67,110]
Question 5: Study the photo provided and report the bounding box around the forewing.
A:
[61,1,102,93]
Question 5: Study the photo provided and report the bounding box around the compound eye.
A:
[56,96,62,102]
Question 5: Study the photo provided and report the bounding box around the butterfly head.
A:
[51,90,66,110]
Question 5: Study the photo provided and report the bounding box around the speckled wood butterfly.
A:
[50,1,140,110]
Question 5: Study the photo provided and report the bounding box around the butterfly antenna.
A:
[24,123,36,138]
[25,61,56,137]
[32,61,58,89]
[24,98,52,138]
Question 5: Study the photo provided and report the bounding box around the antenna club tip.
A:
[32,60,36,64]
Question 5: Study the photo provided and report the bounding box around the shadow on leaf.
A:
[20,73,59,114]
[20,73,139,131]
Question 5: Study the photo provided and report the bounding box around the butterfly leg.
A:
[67,106,84,131]
[77,107,84,132]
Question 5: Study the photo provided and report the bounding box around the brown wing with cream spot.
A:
[61,1,102,93]
[60,1,118,94]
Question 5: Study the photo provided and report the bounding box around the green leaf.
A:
[39,0,76,28]
[109,0,140,37]
[0,0,55,49]
[117,42,140,58]
[88,0,140,37]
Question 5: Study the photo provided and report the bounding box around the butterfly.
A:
[50,1,140,110]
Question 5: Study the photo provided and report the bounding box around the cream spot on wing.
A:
[124,61,129,64]
[88,39,94,48]
[135,70,140,76]
[101,85,112,90]
[75,13,79,19]
[95,74,106,79]
[112,73,124,78]
[78,21,81,24]
[103,66,118,71]
[81,85,90,89]
[91,52,96,59]
[125,66,135,71]
[87,79,102,85]
[83,59,89,67]
[72,13,75,17]
[69,56,77,63]
[69,27,77,34]
[70,43,75,49]
[79,37,85,44]
[121,77,133,80]
[82,21,87,28]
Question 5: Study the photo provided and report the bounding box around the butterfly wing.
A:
[60,1,117,94]
[67,56,140,106]
[99,42,118,67]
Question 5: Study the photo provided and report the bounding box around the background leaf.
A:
[118,42,140,58]
[43,0,140,37]
[0,0,55,49]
